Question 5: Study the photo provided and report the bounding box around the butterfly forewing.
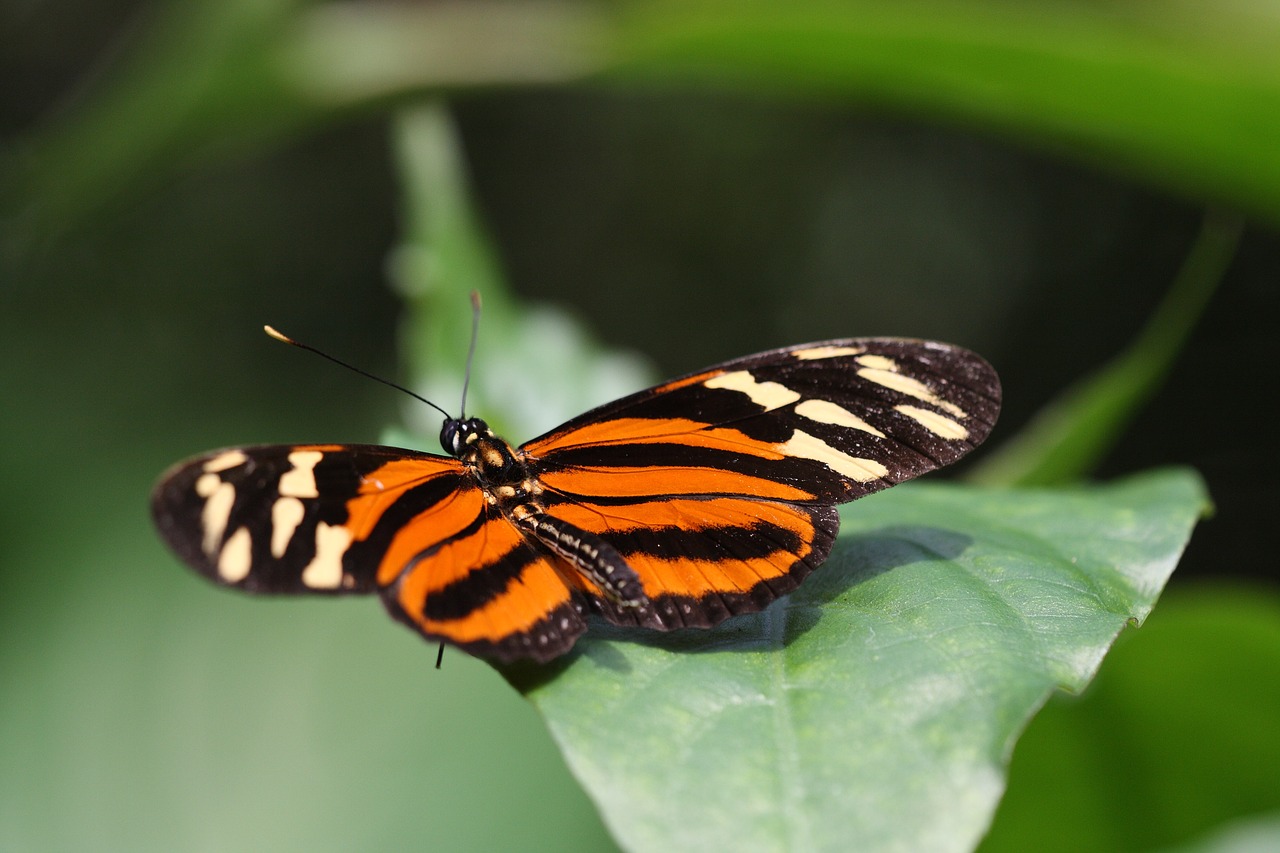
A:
[152,336,1000,663]
[526,338,998,500]
[151,444,463,595]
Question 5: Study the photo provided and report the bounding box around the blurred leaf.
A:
[387,102,654,446]
[608,1,1280,222]
[5,0,311,248]
[511,469,1207,853]
[281,1,608,103]
[4,0,604,248]
[1163,814,1280,853]
[13,0,1280,251]
[968,211,1242,487]
[982,583,1280,853]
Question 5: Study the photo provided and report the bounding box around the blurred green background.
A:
[2,1,1277,850]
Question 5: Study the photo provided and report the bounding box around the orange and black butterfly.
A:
[152,336,1000,663]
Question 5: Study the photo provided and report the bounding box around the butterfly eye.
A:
[440,420,463,456]
[441,418,493,457]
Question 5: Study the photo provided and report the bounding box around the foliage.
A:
[982,584,1280,853]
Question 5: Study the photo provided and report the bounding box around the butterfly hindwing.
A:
[544,495,838,630]
[383,513,588,661]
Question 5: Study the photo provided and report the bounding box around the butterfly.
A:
[152,335,1000,663]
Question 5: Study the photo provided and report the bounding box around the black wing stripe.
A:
[603,518,807,564]
[344,471,473,581]
[587,503,840,630]
[418,522,542,622]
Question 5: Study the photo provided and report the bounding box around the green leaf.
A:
[509,469,1208,853]
[1163,813,1280,853]
[4,0,311,245]
[982,584,1280,853]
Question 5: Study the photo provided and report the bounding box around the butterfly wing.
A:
[151,443,590,661]
[522,338,1000,629]
[151,444,467,594]
[381,506,589,661]
[153,338,999,663]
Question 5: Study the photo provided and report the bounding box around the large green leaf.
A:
[509,469,1208,853]
[982,584,1280,853]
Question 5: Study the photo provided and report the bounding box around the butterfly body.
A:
[153,338,1001,662]
[443,416,648,611]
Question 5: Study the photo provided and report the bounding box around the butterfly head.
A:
[440,416,492,458]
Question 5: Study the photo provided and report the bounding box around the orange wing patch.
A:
[356,481,486,587]
[547,496,833,627]
[341,457,460,540]
[385,516,585,660]
[526,417,774,455]
[539,464,815,501]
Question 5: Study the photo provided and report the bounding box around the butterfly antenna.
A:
[435,642,445,669]
[264,325,452,420]
[459,290,482,417]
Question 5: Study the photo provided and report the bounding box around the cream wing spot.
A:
[704,370,801,410]
[855,354,898,371]
[200,481,237,556]
[795,399,886,437]
[857,367,967,418]
[270,497,306,558]
[203,449,248,473]
[217,526,254,583]
[776,430,889,483]
[299,522,353,590]
[895,404,970,440]
[279,450,324,498]
[194,473,220,498]
[791,345,865,360]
